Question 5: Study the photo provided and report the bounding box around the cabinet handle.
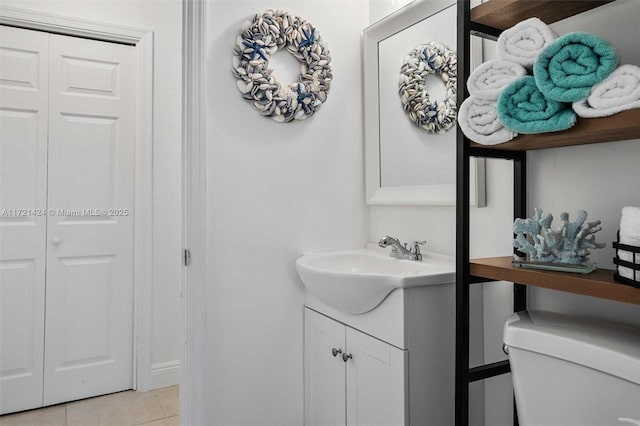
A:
[331,348,342,357]
[342,353,352,362]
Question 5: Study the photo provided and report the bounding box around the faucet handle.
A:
[411,240,426,254]
[408,240,425,261]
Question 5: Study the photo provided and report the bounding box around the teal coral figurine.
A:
[513,208,605,264]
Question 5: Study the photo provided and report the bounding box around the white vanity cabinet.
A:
[304,281,455,426]
[304,308,407,426]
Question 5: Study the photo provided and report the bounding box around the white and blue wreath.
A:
[232,10,332,122]
[399,42,457,133]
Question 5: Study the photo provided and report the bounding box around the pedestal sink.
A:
[296,245,455,314]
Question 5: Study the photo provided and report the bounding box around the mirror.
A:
[364,0,486,206]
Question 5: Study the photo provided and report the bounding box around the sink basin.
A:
[296,245,454,314]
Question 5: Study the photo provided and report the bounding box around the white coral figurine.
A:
[513,208,605,264]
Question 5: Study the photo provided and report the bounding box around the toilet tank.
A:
[504,310,640,426]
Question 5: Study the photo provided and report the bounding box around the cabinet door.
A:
[305,308,346,426]
[345,327,407,426]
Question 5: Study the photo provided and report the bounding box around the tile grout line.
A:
[135,414,179,426]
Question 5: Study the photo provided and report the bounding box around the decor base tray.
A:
[512,260,597,274]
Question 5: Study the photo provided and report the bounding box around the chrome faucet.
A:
[378,236,425,261]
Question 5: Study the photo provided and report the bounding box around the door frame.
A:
[181,1,208,425]
[0,6,156,392]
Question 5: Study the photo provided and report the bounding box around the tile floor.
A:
[0,385,178,426]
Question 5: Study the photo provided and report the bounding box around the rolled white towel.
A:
[467,60,528,100]
[496,17,558,69]
[458,96,517,145]
[573,64,640,118]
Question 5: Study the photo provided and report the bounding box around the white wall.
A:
[1,0,183,389]
[369,0,414,25]
[204,0,369,424]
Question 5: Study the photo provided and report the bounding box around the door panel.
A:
[0,25,49,415]
[346,328,408,426]
[55,255,115,367]
[56,113,117,209]
[43,33,136,405]
[60,55,119,97]
[304,308,346,426]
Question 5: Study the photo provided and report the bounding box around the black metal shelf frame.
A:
[455,2,528,425]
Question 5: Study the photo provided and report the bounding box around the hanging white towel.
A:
[573,64,640,118]
[458,96,517,145]
[496,17,558,69]
[467,60,527,100]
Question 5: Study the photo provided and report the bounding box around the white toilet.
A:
[503,310,640,426]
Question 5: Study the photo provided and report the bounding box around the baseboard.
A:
[150,360,180,390]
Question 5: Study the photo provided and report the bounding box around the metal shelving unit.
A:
[455,2,527,425]
[455,1,639,425]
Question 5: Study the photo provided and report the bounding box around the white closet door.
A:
[0,25,49,415]
[43,34,136,405]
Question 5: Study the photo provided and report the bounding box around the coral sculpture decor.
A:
[513,208,605,264]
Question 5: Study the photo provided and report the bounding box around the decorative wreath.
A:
[232,10,332,123]
[399,42,458,133]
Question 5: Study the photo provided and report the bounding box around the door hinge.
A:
[183,249,192,267]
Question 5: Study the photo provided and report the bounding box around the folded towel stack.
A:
[457,19,639,144]
[618,206,640,281]
[496,17,558,69]
[534,32,619,103]
[497,76,576,134]
[459,18,567,140]
[573,64,640,118]
[458,60,526,144]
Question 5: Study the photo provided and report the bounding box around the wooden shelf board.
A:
[469,109,640,151]
[470,256,640,305]
[470,0,614,31]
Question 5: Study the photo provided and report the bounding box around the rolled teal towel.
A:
[497,76,576,134]
[534,32,618,102]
